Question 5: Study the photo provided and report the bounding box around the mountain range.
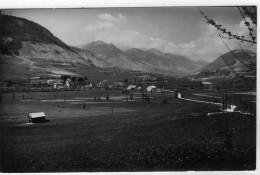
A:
[0,14,256,81]
[78,40,208,75]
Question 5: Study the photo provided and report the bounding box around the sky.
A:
[2,7,257,62]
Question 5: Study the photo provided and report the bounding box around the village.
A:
[0,70,216,93]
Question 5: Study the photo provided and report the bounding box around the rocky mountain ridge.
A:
[79,41,208,75]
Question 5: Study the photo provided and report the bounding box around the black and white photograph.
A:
[0,0,257,173]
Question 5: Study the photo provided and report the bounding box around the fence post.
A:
[222,94,225,111]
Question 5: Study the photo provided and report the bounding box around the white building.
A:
[147,85,156,92]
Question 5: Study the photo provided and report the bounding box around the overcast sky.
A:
[3,7,256,62]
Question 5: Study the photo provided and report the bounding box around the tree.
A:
[199,7,256,44]
[124,78,129,86]
[199,6,257,78]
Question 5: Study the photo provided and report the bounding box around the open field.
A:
[0,90,256,172]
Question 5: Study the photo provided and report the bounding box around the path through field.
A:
[177,93,222,106]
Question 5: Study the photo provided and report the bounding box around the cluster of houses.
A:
[0,69,215,92]
[29,73,87,89]
[0,70,88,90]
[125,85,159,93]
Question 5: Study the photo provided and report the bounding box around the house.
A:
[30,78,47,85]
[201,82,214,89]
[50,70,87,86]
[147,85,156,92]
[127,85,136,90]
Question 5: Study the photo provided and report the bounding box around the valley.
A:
[0,9,257,172]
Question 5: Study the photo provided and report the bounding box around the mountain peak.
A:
[148,48,164,55]
[125,48,147,54]
[90,40,106,46]
[80,40,125,59]
[84,41,119,49]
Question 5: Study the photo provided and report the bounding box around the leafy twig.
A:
[237,7,256,43]
[199,8,256,44]
[242,7,257,25]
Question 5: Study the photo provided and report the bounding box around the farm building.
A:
[127,85,136,90]
[28,112,48,123]
[49,70,87,86]
[201,82,214,89]
[61,75,86,86]
[30,77,47,85]
[147,85,156,92]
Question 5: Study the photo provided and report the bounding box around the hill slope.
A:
[0,14,91,65]
[79,41,157,72]
[192,49,256,80]
[0,14,99,80]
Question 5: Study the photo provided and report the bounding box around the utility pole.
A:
[222,94,225,111]
[222,88,228,111]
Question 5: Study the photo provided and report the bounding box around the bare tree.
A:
[199,7,257,78]
[199,7,256,44]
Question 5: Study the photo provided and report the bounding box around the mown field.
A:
[0,90,256,172]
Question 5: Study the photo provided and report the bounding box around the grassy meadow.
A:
[0,90,256,172]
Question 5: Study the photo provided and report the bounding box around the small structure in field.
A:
[177,93,182,98]
[225,105,237,112]
[28,112,49,123]
[201,82,214,90]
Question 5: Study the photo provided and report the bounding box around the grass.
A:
[0,91,256,172]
